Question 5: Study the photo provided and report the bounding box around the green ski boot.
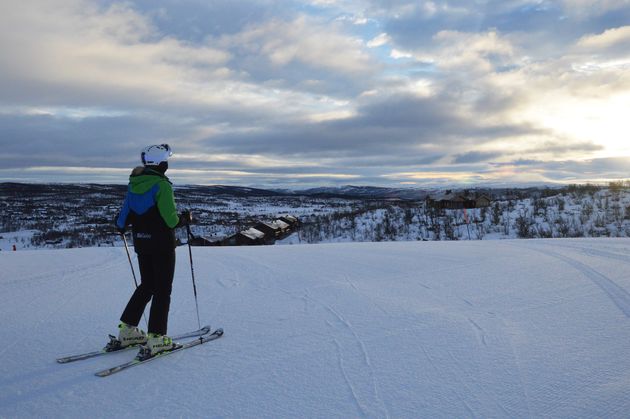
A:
[145,333,177,357]
[117,322,147,348]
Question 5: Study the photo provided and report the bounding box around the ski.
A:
[56,325,212,364]
[95,328,223,377]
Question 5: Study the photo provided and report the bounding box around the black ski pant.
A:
[120,251,175,336]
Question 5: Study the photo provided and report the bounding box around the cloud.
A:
[201,91,551,174]
[0,1,232,109]
[212,15,380,89]
[453,152,503,164]
[0,1,373,123]
[367,32,390,47]
[491,156,630,183]
[0,0,628,187]
[577,25,630,48]
[429,30,517,74]
[575,25,630,67]
[0,112,196,168]
[559,0,630,18]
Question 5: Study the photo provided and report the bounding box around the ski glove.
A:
[113,215,126,235]
[176,210,193,228]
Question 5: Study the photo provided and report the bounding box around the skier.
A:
[114,144,192,356]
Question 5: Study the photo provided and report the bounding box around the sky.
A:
[0,0,629,189]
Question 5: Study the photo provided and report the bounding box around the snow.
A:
[2,239,630,418]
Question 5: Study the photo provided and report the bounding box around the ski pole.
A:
[120,232,148,329]
[186,224,202,330]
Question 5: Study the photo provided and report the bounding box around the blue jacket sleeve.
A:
[116,194,131,229]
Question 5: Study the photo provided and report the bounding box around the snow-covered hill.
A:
[4,182,630,250]
[2,239,630,417]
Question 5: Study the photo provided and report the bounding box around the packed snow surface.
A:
[2,239,630,418]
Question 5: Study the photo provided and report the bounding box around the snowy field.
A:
[2,239,630,418]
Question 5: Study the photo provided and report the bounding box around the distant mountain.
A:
[180,184,431,200]
[178,184,288,198]
[281,185,432,200]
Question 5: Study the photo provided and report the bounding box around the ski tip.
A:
[56,358,69,364]
[214,328,224,336]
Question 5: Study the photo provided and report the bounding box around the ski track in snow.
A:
[333,338,369,418]
[515,241,630,319]
[405,250,535,418]
[339,273,391,316]
[578,246,630,264]
[467,318,487,347]
[312,294,390,419]
[534,240,630,266]
[222,249,392,418]
[230,249,392,418]
[503,329,534,419]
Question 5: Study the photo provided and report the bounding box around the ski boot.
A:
[116,322,147,348]
[137,333,179,360]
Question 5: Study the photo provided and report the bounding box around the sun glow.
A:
[522,92,630,158]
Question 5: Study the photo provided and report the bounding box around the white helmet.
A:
[141,144,172,165]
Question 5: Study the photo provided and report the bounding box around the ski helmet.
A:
[141,144,172,166]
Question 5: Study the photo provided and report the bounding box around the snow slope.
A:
[2,239,630,418]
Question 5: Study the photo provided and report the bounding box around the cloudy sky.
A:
[0,0,629,188]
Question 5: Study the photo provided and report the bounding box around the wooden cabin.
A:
[427,193,491,209]
[279,215,299,227]
[235,228,267,246]
[427,193,466,209]
[473,195,491,208]
[254,221,282,238]
[274,219,290,234]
